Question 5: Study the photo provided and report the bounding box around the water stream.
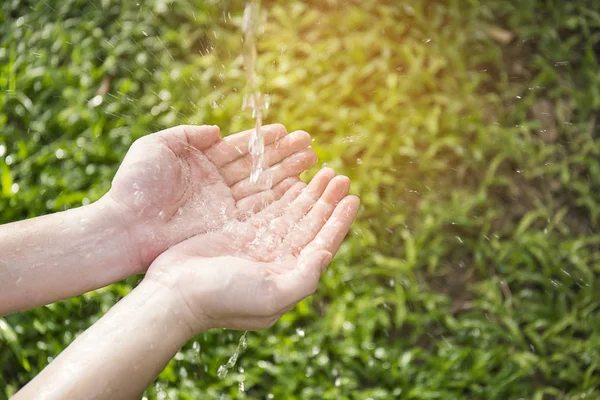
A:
[242,0,270,185]
[217,331,248,380]
[214,3,265,386]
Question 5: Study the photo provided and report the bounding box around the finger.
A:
[152,125,221,154]
[221,130,312,185]
[305,195,360,255]
[236,177,300,215]
[270,196,360,307]
[250,181,307,225]
[205,123,288,167]
[231,149,317,200]
[272,250,333,307]
[267,168,336,237]
[281,175,350,255]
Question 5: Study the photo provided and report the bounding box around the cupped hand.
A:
[104,124,316,273]
[145,168,360,333]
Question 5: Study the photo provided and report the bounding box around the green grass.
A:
[1,0,600,398]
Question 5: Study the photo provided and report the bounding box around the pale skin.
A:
[3,125,359,399]
[14,169,359,399]
[0,124,316,315]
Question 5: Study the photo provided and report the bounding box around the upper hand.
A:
[144,168,360,333]
[103,124,316,273]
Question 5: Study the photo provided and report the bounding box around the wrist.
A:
[134,279,200,341]
[92,195,145,275]
[99,192,175,274]
[142,271,212,336]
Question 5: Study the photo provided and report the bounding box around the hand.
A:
[103,124,316,273]
[145,168,360,333]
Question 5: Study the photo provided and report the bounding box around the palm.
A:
[107,125,315,270]
[147,168,360,331]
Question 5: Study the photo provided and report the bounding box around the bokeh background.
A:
[2,0,600,398]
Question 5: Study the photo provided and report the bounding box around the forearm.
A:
[14,280,194,400]
[0,198,137,315]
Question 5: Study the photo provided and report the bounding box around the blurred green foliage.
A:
[1,0,600,398]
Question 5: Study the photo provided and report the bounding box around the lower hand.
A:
[145,168,360,333]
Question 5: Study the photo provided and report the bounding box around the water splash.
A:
[242,1,270,185]
[217,331,248,379]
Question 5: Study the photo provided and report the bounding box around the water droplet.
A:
[317,354,329,366]
[0,145,5,157]
[400,351,412,367]
[193,341,201,354]
[10,183,19,194]
[560,268,571,277]
[88,95,103,108]
[549,278,561,287]
[55,148,65,159]
[159,90,171,101]
[217,365,228,379]
[374,348,386,359]
[136,52,148,64]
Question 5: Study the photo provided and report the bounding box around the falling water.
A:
[215,3,265,389]
[242,0,270,185]
[217,331,248,379]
